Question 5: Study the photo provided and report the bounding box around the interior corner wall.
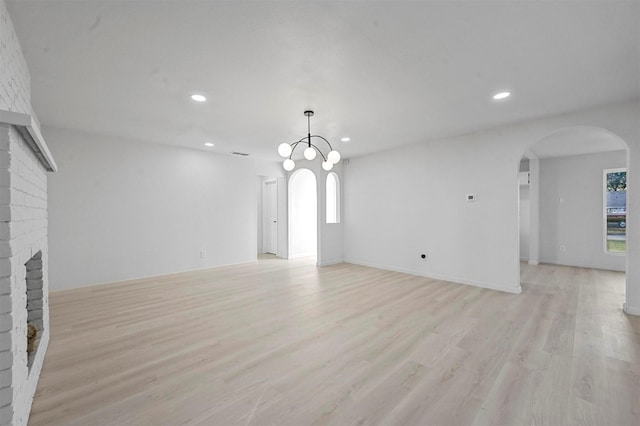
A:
[539,150,626,271]
[44,126,259,290]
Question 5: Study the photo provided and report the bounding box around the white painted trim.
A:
[623,303,640,316]
[0,109,57,172]
[344,258,522,294]
[528,260,540,266]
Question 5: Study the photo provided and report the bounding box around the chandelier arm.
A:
[309,143,327,161]
[288,140,305,159]
[310,135,334,151]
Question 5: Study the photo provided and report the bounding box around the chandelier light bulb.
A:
[278,143,292,158]
[283,159,295,171]
[327,150,341,164]
[304,147,317,160]
[322,161,333,171]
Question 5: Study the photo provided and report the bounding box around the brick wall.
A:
[0,1,30,115]
[0,1,50,425]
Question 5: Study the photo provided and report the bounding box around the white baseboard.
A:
[318,258,344,267]
[344,258,521,294]
[51,259,258,292]
[528,260,539,265]
[623,303,640,316]
[538,258,625,272]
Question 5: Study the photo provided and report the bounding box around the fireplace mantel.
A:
[0,109,57,172]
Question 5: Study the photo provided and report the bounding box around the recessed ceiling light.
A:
[341,137,351,142]
[191,94,207,102]
[493,91,511,100]
[204,142,214,147]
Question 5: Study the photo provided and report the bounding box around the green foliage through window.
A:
[607,172,626,192]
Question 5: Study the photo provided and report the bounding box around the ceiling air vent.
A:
[231,152,250,156]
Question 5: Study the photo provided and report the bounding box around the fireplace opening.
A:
[25,251,43,370]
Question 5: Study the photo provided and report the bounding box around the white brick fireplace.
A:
[0,114,56,426]
[1,1,57,425]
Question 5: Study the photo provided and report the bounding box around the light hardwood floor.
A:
[30,257,639,425]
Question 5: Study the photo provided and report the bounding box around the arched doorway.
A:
[518,126,630,303]
[288,168,317,260]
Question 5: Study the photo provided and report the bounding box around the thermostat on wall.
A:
[466,194,476,202]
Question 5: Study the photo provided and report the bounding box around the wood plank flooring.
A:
[30,257,640,425]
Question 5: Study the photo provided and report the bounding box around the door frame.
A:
[263,179,278,254]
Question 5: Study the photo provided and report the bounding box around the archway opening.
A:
[289,168,317,260]
[518,126,629,301]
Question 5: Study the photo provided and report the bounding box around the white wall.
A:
[344,100,640,297]
[45,126,264,290]
[344,135,522,293]
[539,150,626,271]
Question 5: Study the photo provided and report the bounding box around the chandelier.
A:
[278,110,341,171]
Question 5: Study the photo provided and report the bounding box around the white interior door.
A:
[265,181,278,254]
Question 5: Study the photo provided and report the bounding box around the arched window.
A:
[326,172,340,224]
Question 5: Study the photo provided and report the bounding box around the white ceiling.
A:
[7,1,640,161]
[530,127,627,159]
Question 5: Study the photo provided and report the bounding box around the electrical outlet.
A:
[200,250,207,259]
[560,244,566,253]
